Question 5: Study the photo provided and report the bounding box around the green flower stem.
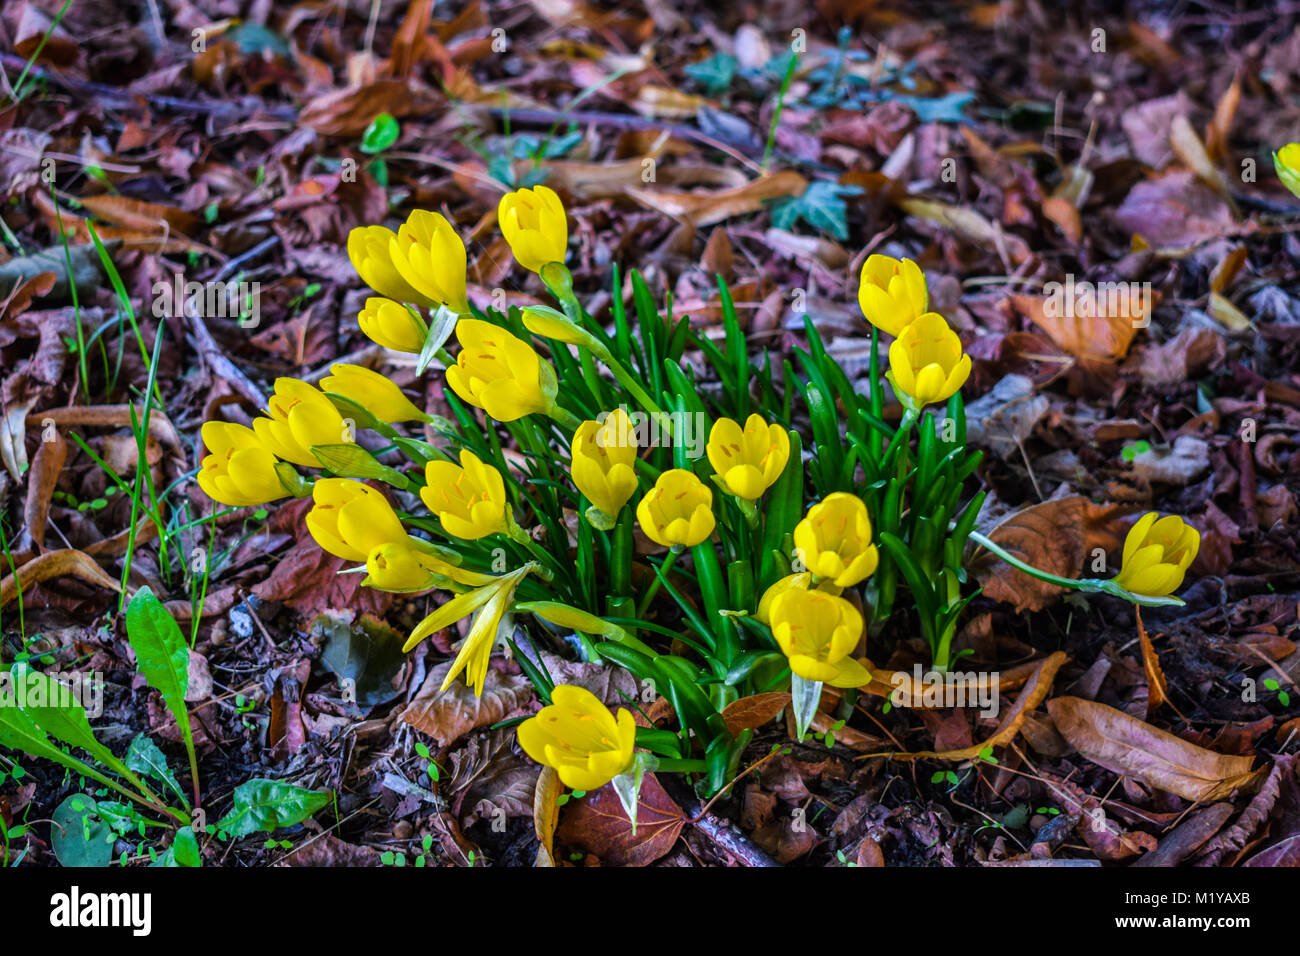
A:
[592,341,669,423]
[545,403,583,432]
[967,530,1185,608]
[504,515,556,583]
[611,507,633,600]
[637,546,681,619]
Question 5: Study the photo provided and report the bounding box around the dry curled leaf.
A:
[0,548,121,608]
[555,772,685,866]
[399,661,534,748]
[1047,697,1263,802]
[721,692,790,735]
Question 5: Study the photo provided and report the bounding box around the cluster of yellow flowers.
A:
[194,184,1202,795]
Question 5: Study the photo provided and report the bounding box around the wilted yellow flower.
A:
[252,378,349,468]
[793,492,879,587]
[858,254,928,337]
[1113,513,1199,598]
[445,319,559,422]
[347,225,433,307]
[517,684,637,790]
[321,363,427,423]
[498,185,567,273]
[755,572,843,625]
[422,449,509,541]
[1275,144,1300,199]
[636,469,715,548]
[888,312,972,409]
[769,589,871,688]
[707,414,789,501]
[403,564,535,696]
[197,422,288,507]
[387,210,469,314]
[571,410,639,523]
[358,297,427,353]
[366,541,495,592]
[306,478,408,562]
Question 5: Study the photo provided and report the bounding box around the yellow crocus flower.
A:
[422,449,509,541]
[517,684,637,791]
[347,225,434,307]
[755,572,843,625]
[320,363,428,423]
[305,478,408,562]
[1113,513,1199,598]
[403,563,536,696]
[358,297,427,353]
[571,410,639,524]
[636,469,715,548]
[769,589,871,688]
[887,312,972,409]
[706,414,790,501]
[196,422,288,507]
[498,185,568,273]
[857,254,928,337]
[365,540,496,593]
[252,378,349,468]
[793,492,879,587]
[445,318,558,422]
[387,210,470,314]
[1275,144,1300,199]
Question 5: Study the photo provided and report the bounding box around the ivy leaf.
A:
[769,181,863,240]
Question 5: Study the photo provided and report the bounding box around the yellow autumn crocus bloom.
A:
[320,363,428,423]
[1113,513,1200,598]
[422,449,509,541]
[755,572,843,625]
[636,468,715,548]
[305,478,408,562]
[252,378,349,468]
[365,540,496,592]
[706,414,790,501]
[770,589,871,688]
[517,684,637,791]
[888,312,972,409]
[388,209,469,313]
[499,185,568,273]
[403,563,536,696]
[197,422,288,507]
[1275,143,1300,199]
[858,254,928,337]
[347,225,434,307]
[571,409,639,524]
[445,319,559,422]
[358,297,427,353]
[793,492,879,587]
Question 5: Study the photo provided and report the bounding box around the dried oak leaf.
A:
[399,660,534,748]
[1047,697,1262,802]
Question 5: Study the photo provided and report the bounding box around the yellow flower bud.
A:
[1275,143,1300,199]
[755,572,842,625]
[858,254,928,337]
[636,468,715,548]
[364,541,496,592]
[706,414,790,501]
[196,422,288,507]
[522,306,590,346]
[571,410,639,523]
[306,478,409,562]
[320,363,427,423]
[347,225,434,307]
[887,312,972,409]
[498,185,568,273]
[387,210,470,314]
[252,378,349,468]
[1113,512,1199,598]
[793,492,879,587]
[421,449,509,541]
[517,684,636,790]
[769,589,871,688]
[445,319,558,422]
[358,297,427,353]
